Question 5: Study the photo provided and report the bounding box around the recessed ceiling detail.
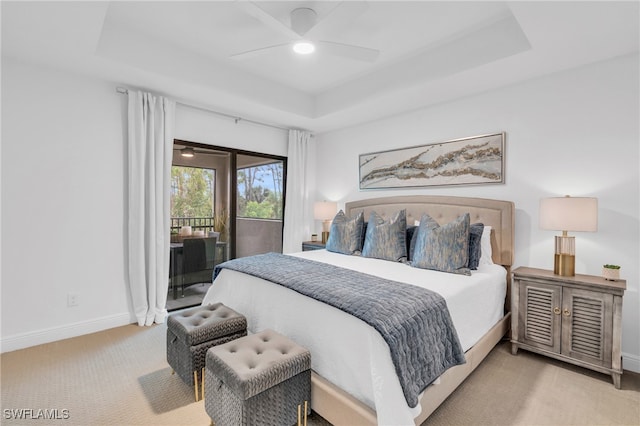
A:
[2,1,638,132]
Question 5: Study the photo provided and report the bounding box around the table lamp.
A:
[539,195,598,276]
[314,201,337,244]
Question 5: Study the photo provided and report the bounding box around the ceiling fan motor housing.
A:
[291,8,317,36]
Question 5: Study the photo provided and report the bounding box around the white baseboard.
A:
[0,312,135,353]
[623,352,640,373]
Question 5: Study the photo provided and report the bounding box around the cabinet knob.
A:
[563,308,571,317]
[553,307,561,315]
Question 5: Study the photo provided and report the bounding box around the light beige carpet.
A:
[1,322,638,425]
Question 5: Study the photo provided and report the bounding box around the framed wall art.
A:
[359,132,505,190]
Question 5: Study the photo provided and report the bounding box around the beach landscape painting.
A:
[359,132,505,190]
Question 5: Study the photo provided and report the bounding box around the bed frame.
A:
[310,195,515,425]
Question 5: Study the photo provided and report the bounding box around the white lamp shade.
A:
[314,201,337,221]
[539,196,598,232]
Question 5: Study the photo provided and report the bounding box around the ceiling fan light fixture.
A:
[180,147,195,158]
[293,41,315,55]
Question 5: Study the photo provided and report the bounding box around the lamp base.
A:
[554,253,575,277]
[321,231,329,244]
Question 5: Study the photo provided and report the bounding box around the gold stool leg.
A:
[297,401,308,426]
[194,371,199,402]
[201,367,205,401]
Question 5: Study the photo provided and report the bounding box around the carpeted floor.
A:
[1,322,638,425]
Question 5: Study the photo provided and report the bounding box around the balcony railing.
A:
[170,217,215,235]
[171,216,283,257]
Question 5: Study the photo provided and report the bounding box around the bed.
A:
[202,195,514,425]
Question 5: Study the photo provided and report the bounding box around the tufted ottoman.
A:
[167,303,247,401]
[204,329,311,426]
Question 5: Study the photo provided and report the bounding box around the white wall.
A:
[0,58,287,352]
[1,59,130,351]
[314,53,640,372]
[174,104,287,156]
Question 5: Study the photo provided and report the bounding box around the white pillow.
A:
[479,225,494,265]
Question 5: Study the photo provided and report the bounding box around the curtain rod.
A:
[116,86,291,132]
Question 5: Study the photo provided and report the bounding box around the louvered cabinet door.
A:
[561,287,613,368]
[519,281,562,352]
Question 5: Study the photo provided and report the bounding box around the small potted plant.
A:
[602,264,621,281]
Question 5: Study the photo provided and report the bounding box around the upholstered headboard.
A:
[345,195,515,267]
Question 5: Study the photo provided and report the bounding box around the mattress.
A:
[202,249,506,425]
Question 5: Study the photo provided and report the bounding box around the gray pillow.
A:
[468,223,484,270]
[406,225,418,261]
[409,218,482,268]
[411,213,471,275]
[362,210,407,262]
[325,210,365,255]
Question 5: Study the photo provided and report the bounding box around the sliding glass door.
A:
[236,154,284,258]
[167,140,286,310]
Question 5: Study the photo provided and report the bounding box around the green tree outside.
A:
[237,162,283,220]
[171,162,283,222]
[171,166,215,218]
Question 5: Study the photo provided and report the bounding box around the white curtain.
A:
[127,91,176,326]
[282,129,314,253]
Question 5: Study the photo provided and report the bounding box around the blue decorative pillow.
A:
[409,218,482,267]
[468,223,484,270]
[405,225,418,261]
[411,213,471,275]
[325,210,365,255]
[411,214,438,261]
[360,221,368,251]
[362,210,407,262]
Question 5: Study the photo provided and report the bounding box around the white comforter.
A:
[202,250,506,425]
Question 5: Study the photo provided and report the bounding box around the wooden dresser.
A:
[511,266,626,388]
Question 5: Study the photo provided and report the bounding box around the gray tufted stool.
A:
[167,303,247,401]
[205,329,311,426]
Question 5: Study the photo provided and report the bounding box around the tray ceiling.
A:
[2,1,638,132]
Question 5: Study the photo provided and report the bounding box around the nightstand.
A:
[511,266,626,388]
[302,241,326,251]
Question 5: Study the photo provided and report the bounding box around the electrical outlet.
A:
[67,292,79,307]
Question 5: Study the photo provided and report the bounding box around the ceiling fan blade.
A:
[235,1,300,39]
[230,43,291,60]
[305,1,369,40]
[317,40,380,62]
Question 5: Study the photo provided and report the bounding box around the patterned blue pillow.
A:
[468,223,484,270]
[325,210,365,255]
[406,225,418,261]
[362,210,407,262]
[411,213,471,275]
[360,221,368,251]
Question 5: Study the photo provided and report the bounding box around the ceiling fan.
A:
[232,1,380,62]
